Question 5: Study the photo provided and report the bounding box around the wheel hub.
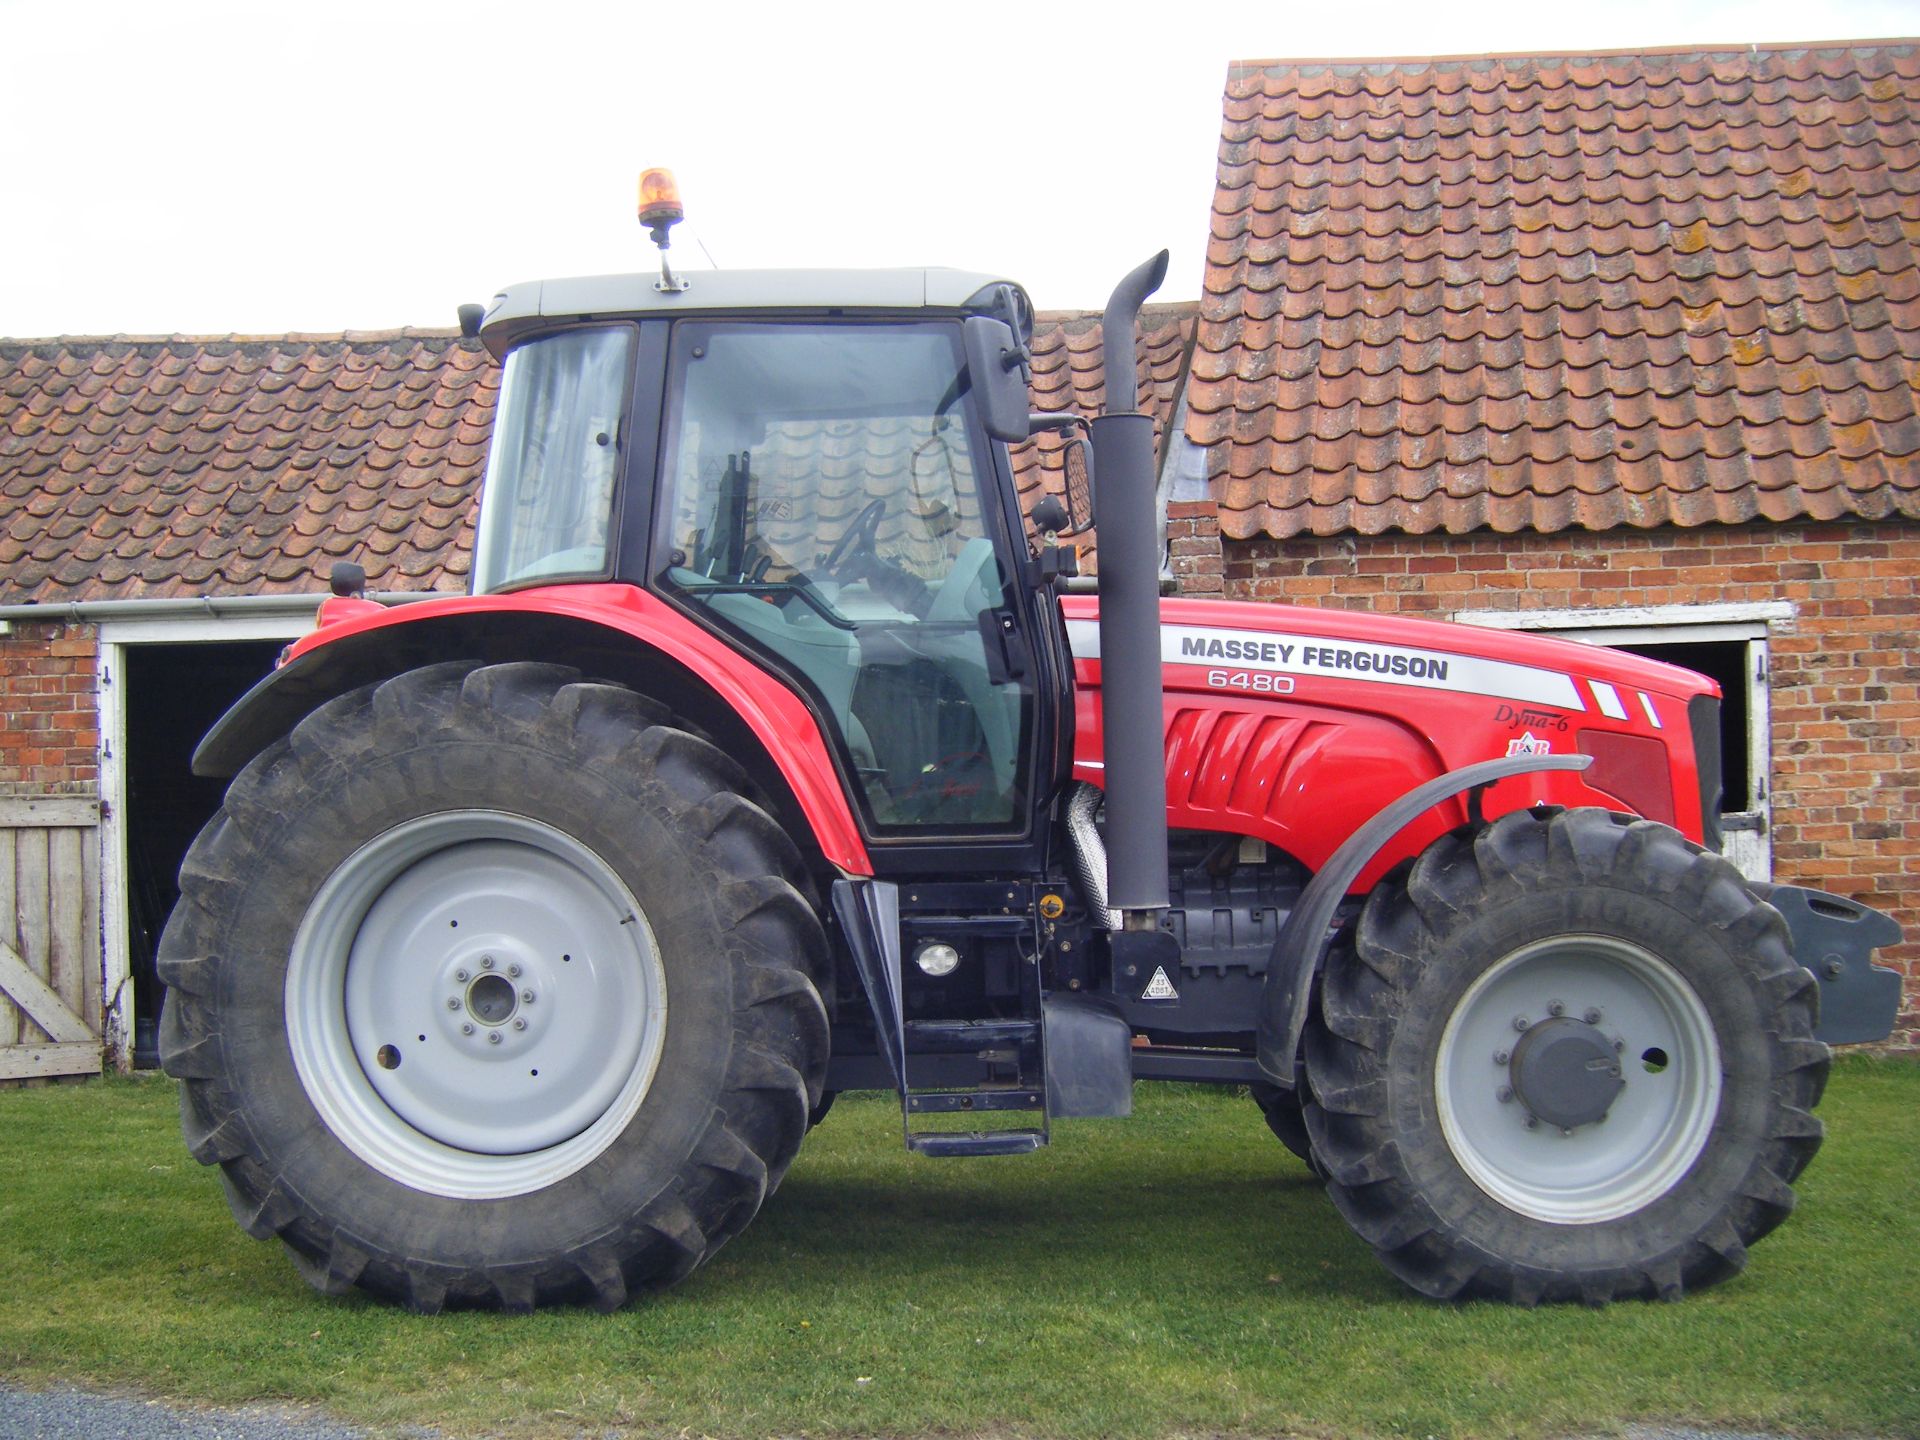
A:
[1508,1015,1623,1129]
[430,947,552,1056]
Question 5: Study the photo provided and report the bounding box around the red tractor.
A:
[160,177,1900,1311]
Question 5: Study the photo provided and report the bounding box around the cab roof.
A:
[479,267,1024,359]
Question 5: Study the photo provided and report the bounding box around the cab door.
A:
[651,319,1045,849]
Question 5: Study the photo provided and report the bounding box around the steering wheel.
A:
[821,498,886,578]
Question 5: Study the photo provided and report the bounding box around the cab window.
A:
[472,327,631,593]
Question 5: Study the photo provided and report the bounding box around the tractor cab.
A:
[469,262,1076,858]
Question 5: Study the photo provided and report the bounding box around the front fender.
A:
[194,584,872,875]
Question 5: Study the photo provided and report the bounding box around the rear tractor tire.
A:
[1303,807,1827,1305]
[1250,1077,1328,1181]
[158,661,830,1312]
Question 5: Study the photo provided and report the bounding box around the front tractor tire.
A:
[158,662,829,1312]
[1303,807,1827,1306]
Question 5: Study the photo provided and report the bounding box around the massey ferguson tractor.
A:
[159,173,1901,1312]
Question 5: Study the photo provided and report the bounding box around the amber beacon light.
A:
[638,168,689,293]
[638,168,684,231]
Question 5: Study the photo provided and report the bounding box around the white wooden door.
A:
[0,796,104,1081]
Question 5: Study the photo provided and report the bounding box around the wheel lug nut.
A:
[508,964,522,978]
[1548,1000,1565,1017]
[522,989,535,1004]
[1513,1016,1530,1032]
[1559,1127,1574,1137]
[1584,1008,1602,1025]
[487,1031,502,1045]
[481,955,496,970]
[512,1018,527,1031]
[461,1023,474,1035]
[1496,1086,1514,1103]
[455,968,470,983]
[1523,1114,1539,1130]
[446,997,461,1010]
[1493,1050,1510,1066]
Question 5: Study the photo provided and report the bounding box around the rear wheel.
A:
[1303,807,1827,1305]
[159,662,829,1311]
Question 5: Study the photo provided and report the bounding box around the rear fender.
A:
[193,586,871,875]
[1255,753,1593,1086]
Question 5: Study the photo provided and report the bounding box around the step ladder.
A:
[900,1020,1047,1156]
[833,879,1134,1158]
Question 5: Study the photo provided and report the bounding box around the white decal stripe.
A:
[1065,618,1586,711]
[1640,692,1663,729]
[1590,680,1629,720]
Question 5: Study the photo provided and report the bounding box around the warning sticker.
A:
[1141,966,1179,1001]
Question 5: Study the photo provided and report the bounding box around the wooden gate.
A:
[1,796,103,1081]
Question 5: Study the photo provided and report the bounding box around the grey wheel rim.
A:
[1434,935,1721,1224]
[286,811,667,1200]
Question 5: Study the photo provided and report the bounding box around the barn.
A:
[1176,40,1920,1047]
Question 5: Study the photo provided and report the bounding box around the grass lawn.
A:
[0,1058,1914,1439]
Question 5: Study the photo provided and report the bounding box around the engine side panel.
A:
[1063,596,1717,891]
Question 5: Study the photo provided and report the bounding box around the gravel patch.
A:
[2,1387,1879,1440]
[0,1383,437,1440]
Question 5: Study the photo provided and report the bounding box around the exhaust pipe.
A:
[1089,251,1171,919]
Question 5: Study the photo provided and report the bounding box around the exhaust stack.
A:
[1088,251,1172,918]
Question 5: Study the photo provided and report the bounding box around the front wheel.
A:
[159,662,830,1311]
[1303,807,1827,1305]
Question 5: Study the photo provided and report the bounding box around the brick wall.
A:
[1181,514,1918,1050]
[0,621,100,797]
[1166,500,1226,596]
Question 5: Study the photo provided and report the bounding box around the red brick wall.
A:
[0,621,100,795]
[1193,516,1919,1051]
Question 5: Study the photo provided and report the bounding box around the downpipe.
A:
[1089,250,1172,922]
[1065,783,1121,930]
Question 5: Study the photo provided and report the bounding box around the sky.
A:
[2,0,1916,338]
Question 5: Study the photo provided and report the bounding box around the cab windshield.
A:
[471,327,632,594]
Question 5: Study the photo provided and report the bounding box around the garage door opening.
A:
[121,641,282,1066]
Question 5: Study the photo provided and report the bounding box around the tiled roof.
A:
[1015,304,1198,496]
[0,333,494,603]
[1,307,1197,605]
[1189,41,1920,539]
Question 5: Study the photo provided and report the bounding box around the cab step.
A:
[907,1129,1047,1158]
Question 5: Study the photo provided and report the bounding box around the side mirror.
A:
[1027,412,1095,536]
[962,316,1031,443]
